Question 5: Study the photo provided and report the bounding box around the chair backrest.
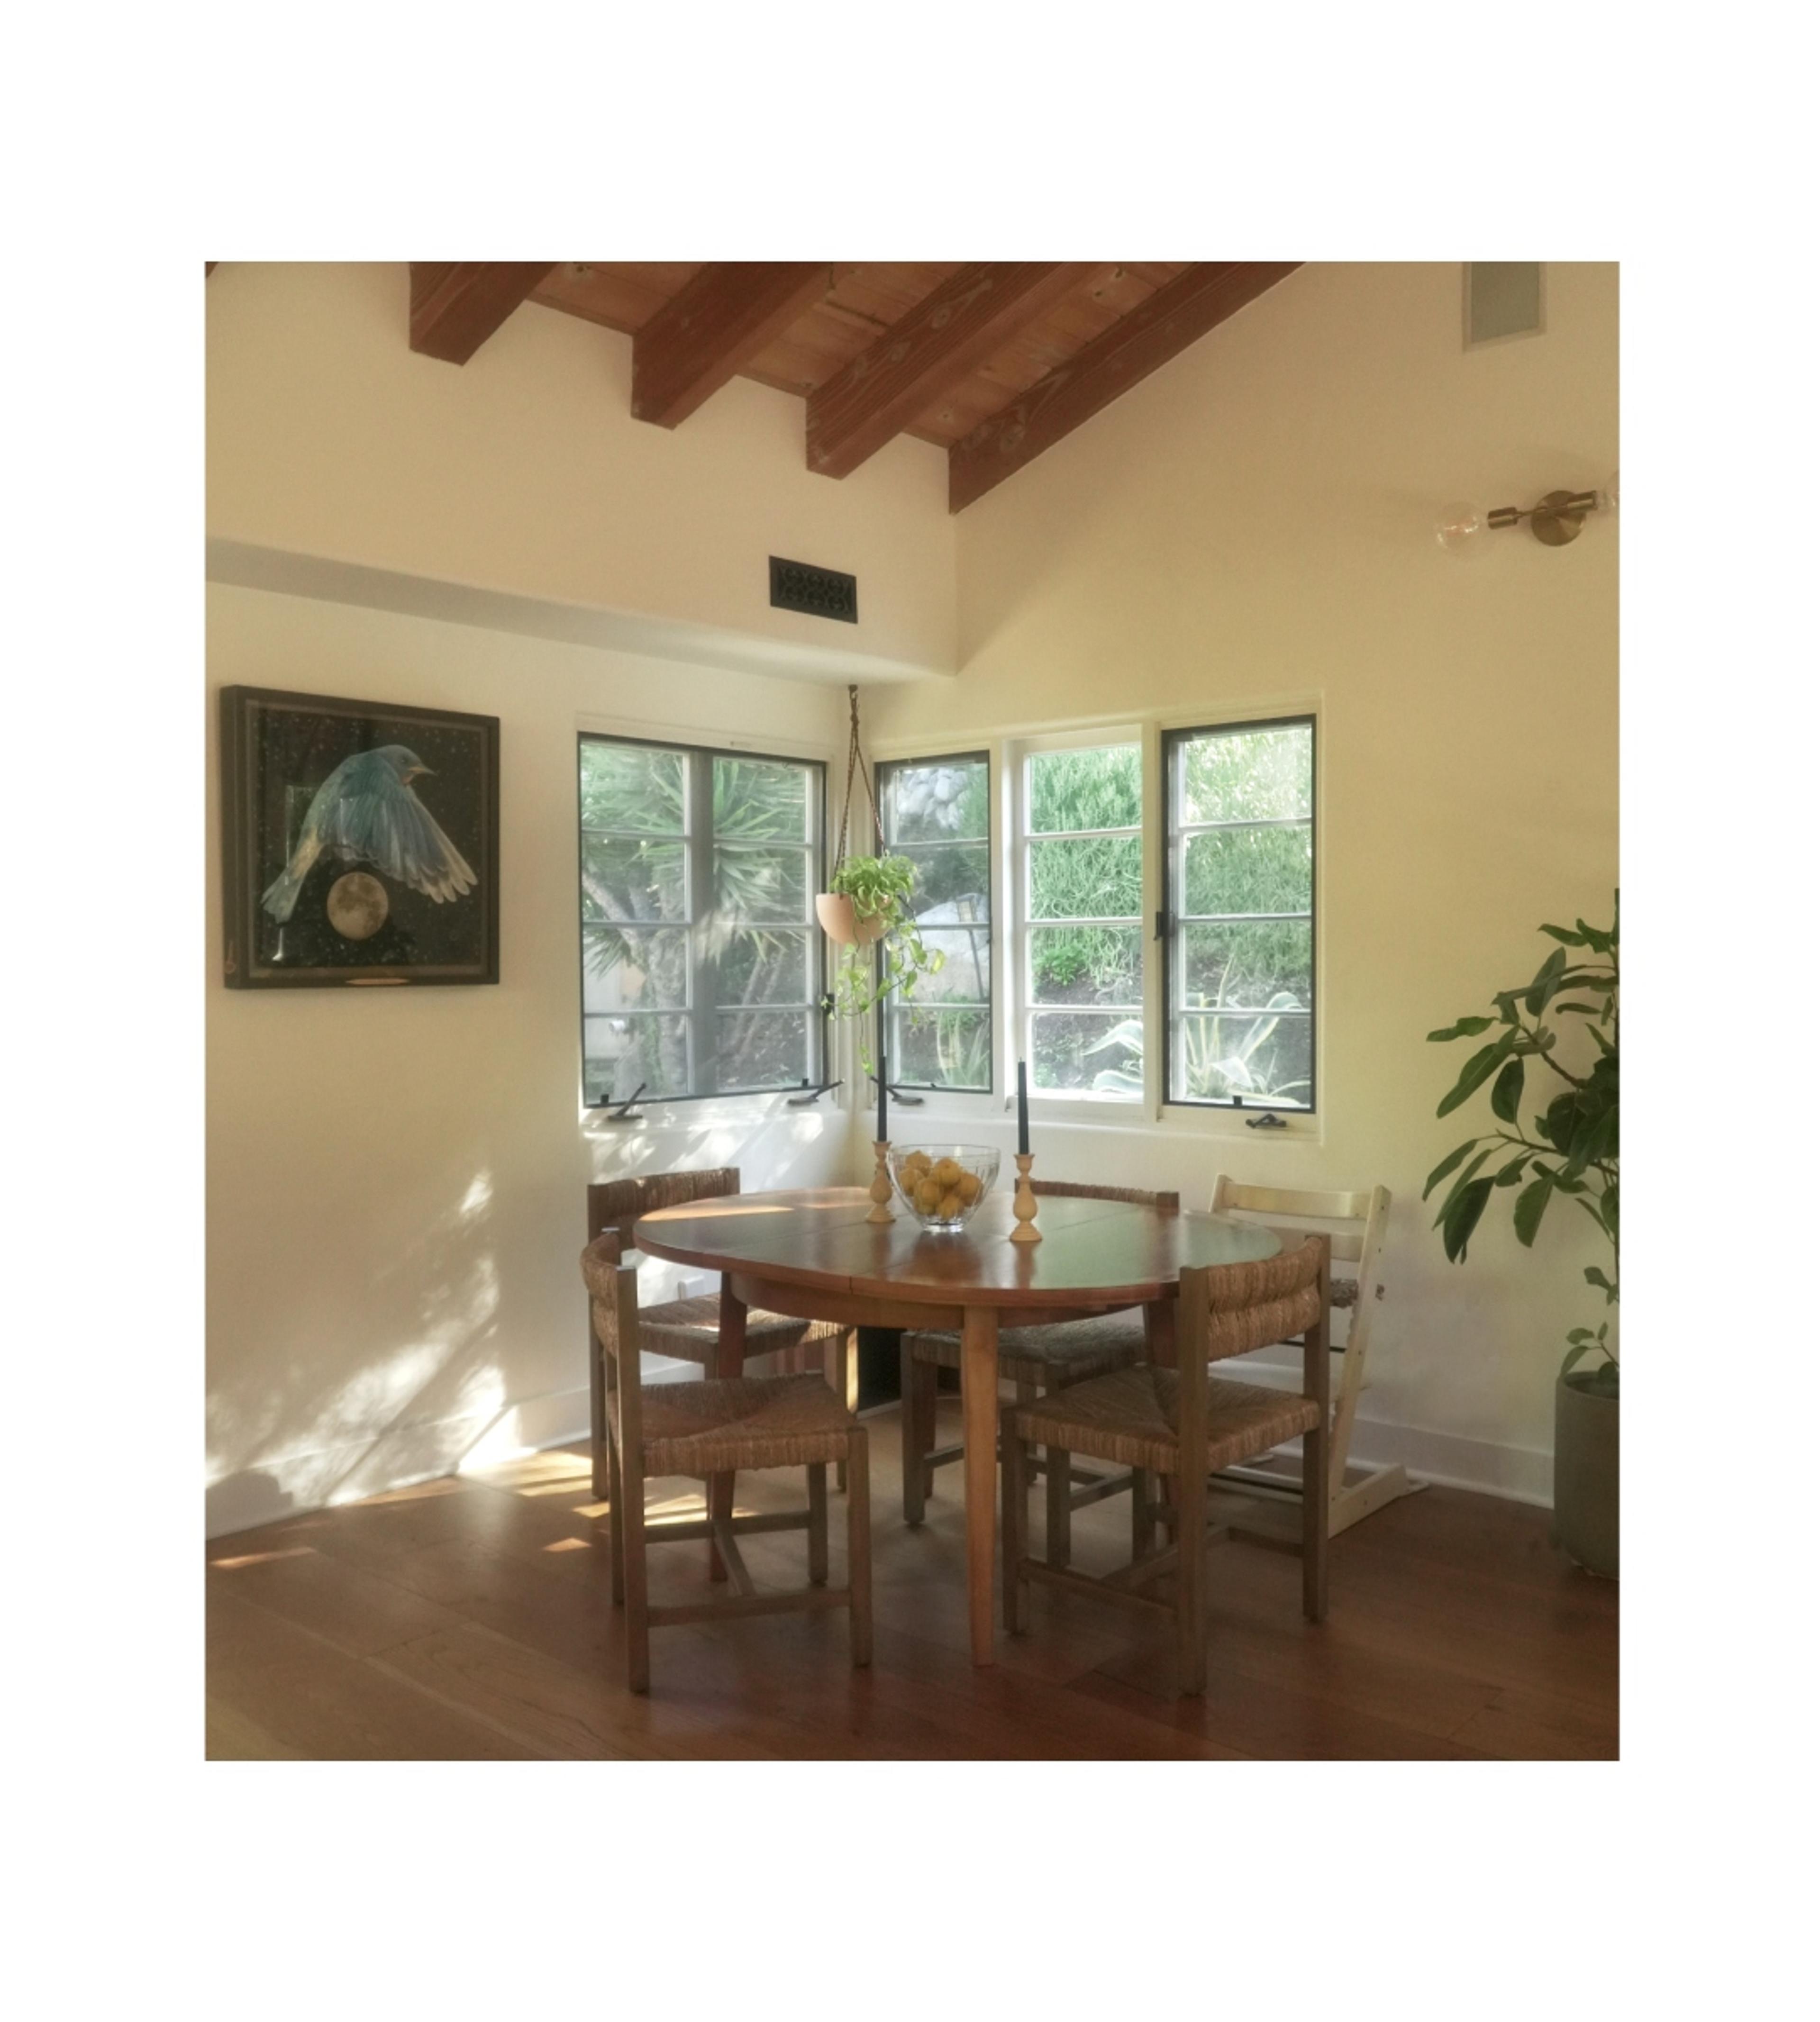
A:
[1033,1179,1181,1212]
[1208,1175,1390,1360]
[587,1167,740,1259]
[1178,1235,1329,1366]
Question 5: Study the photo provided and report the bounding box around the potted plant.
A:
[1423,898,1618,1576]
[820,852,945,1023]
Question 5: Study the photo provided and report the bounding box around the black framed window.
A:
[1163,717,1315,1110]
[578,735,825,1104]
[877,752,992,1092]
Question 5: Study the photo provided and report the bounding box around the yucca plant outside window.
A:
[578,735,825,1103]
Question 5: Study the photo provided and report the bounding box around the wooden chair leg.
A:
[1175,1463,1208,1697]
[1045,1440,1072,1569]
[589,1324,610,1501]
[620,1447,650,1695]
[901,1339,931,1525]
[1303,1419,1329,1623]
[606,1424,626,1605]
[830,1331,855,1492]
[1129,1465,1153,1560]
[1002,1410,1030,1634]
[808,1463,829,1586]
[846,1431,872,1668]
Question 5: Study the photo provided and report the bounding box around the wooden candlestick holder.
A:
[868,1140,895,1224]
[1009,1152,1041,1243]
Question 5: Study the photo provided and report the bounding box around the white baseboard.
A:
[206,1371,1552,1540]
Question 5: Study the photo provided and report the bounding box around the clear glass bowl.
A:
[889,1144,1001,1231]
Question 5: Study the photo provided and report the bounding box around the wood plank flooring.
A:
[205,1400,1618,1760]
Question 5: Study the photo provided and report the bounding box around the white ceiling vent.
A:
[1465,263,1544,347]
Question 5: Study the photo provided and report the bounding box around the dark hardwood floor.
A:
[205,1399,1618,1760]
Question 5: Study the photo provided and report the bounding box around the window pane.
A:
[1028,744,1141,832]
[581,742,686,834]
[1181,824,1311,916]
[716,1011,811,1091]
[712,757,810,843]
[583,1014,689,1103]
[1179,921,1312,1009]
[1027,835,1142,920]
[713,845,808,924]
[582,836,687,924]
[900,841,990,920]
[1174,1012,1311,1107]
[1178,725,1311,825]
[884,759,988,844]
[890,1006,992,1090]
[1028,925,1141,1006]
[903,926,991,1004]
[1030,1011,1142,1097]
[717,928,811,1007]
[582,928,689,1012]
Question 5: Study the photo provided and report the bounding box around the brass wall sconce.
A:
[1437,471,1617,556]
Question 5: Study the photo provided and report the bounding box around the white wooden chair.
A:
[1204,1176,1417,1538]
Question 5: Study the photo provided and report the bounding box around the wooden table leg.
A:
[960,1305,1000,1666]
[710,1278,747,1581]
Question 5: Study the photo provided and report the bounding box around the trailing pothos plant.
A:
[824,853,945,1027]
[1423,898,1618,1397]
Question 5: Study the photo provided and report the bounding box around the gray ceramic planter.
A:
[1553,1372,1618,1578]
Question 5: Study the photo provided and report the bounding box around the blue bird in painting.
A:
[261,745,476,922]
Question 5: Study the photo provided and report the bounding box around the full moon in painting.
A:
[326,871,390,940]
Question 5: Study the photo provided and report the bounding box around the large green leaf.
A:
[1423,1138,1485,1200]
[1427,1015,1496,1042]
[1489,1056,1525,1124]
[1543,1092,1580,1152]
[1513,1174,1553,1246]
[1432,1147,1497,1229]
[1524,945,1568,1015]
[1441,1178,1495,1261]
[1539,923,1587,946]
[1436,1031,1520,1118]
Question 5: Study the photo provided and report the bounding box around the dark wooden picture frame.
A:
[220,685,500,988]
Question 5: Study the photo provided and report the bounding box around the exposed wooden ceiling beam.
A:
[806,263,1096,480]
[632,263,832,427]
[947,261,1302,512]
[409,263,556,364]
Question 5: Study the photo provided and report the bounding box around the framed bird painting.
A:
[219,686,500,988]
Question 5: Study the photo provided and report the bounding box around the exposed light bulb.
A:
[1435,501,1486,556]
[1597,468,1620,514]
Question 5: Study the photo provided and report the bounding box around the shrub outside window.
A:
[877,752,992,1093]
[578,735,825,1104]
[1017,740,1145,1100]
[1163,717,1315,1110]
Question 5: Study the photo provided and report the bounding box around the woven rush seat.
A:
[1010,1366,1320,1478]
[903,1310,1147,1385]
[638,1295,846,1365]
[609,1372,855,1477]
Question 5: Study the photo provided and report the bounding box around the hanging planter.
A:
[819,686,946,1039]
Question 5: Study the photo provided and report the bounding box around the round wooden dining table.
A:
[634,1183,1282,1666]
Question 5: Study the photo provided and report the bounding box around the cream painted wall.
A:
[206,263,956,680]
[865,262,1619,1500]
[205,584,855,1536]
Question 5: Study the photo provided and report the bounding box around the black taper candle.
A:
[877,1006,888,1144]
[1016,1058,1029,1154]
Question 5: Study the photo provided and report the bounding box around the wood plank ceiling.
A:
[404,261,1302,512]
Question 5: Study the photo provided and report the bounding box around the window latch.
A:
[1154,910,1166,941]
[785,1079,841,1107]
[1245,1110,1288,1131]
[604,1081,647,1124]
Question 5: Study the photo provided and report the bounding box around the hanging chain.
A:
[832,682,883,874]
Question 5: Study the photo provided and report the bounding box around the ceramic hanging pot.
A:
[815,893,889,946]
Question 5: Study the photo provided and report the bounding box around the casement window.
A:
[877,752,993,1093]
[578,735,825,1104]
[1163,716,1315,1111]
[1014,736,1146,1101]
